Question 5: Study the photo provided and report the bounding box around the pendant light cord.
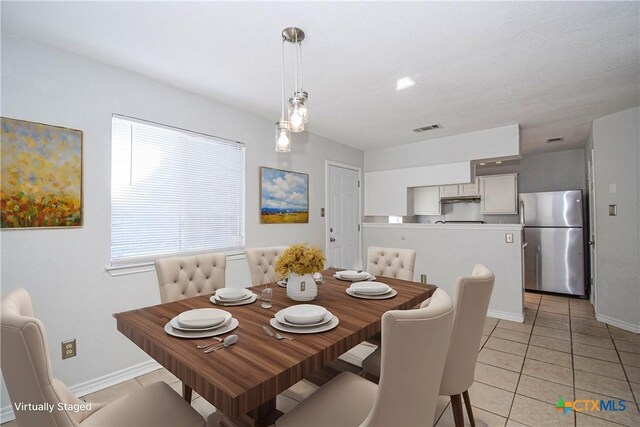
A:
[298,41,303,91]
[281,39,286,120]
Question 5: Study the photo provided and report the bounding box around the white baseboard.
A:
[1,359,161,423]
[596,313,640,333]
[487,309,524,323]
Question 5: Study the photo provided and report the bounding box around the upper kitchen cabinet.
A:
[440,179,479,198]
[480,173,518,214]
[413,186,441,215]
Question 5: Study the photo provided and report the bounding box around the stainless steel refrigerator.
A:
[520,190,586,296]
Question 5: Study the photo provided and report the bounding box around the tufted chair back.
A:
[367,246,416,281]
[439,263,495,396]
[155,253,226,303]
[245,246,288,286]
[1,289,103,426]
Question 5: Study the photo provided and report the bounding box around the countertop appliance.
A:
[520,190,586,296]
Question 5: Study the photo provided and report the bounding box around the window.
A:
[110,115,245,266]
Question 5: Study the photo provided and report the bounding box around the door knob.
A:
[329,237,336,242]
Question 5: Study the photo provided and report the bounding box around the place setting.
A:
[268,304,339,334]
[345,281,397,299]
[333,269,376,282]
[164,307,239,339]
[209,287,257,306]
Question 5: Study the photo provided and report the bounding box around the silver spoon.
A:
[204,334,238,353]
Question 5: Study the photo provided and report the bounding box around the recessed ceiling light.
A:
[495,161,503,164]
[396,77,416,90]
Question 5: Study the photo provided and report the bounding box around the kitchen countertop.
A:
[362,222,523,231]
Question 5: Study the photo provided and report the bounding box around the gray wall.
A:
[0,34,363,410]
[590,107,640,331]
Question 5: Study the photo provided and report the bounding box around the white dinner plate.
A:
[212,292,253,304]
[214,288,253,301]
[210,293,257,306]
[345,288,397,300]
[164,317,239,339]
[274,309,334,328]
[175,309,232,330]
[333,273,376,282]
[270,316,339,334]
[349,281,391,295]
[338,270,371,280]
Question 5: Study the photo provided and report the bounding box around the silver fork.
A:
[196,337,223,349]
[263,325,294,341]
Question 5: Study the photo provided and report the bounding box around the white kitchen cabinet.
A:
[439,179,479,197]
[440,185,459,197]
[459,179,480,196]
[413,186,441,215]
[480,173,518,214]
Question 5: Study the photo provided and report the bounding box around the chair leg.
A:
[463,390,475,427]
[182,383,192,403]
[450,394,464,427]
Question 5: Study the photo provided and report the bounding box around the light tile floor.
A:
[2,292,639,427]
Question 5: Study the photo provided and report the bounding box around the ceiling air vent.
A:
[546,137,564,144]
[413,123,442,133]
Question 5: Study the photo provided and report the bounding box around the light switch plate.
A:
[505,233,514,243]
[609,205,617,216]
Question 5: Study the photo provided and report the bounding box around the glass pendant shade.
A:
[288,98,305,132]
[275,121,292,152]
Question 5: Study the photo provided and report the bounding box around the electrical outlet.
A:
[420,274,427,284]
[62,339,76,360]
[320,208,325,217]
[505,233,514,243]
[609,205,617,216]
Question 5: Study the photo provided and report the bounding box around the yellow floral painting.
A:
[1,117,82,228]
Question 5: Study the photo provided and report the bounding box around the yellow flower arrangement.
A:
[276,244,326,277]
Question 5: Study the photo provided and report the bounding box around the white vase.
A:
[286,273,317,301]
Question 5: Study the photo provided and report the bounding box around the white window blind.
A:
[110,115,245,266]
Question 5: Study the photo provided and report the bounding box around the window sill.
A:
[105,250,246,277]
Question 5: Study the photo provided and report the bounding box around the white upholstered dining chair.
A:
[154,252,226,402]
[367,246,416,281]
[275,288,455,427]
[1,288,218,427]
[154,252,226,303]
[244,246,288,286]
[361,264,495,427]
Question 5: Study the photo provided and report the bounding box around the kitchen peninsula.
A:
[363,222,524,322]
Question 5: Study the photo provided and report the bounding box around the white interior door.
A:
[327,163,361,269]
[588,150,598,307]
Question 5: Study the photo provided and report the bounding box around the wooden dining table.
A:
[113,268,436,426]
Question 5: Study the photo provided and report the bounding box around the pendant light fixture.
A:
[275,27,308,152]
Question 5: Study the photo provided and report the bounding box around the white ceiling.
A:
[2,1,639,155]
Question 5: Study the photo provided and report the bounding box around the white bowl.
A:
[177,308,229,329]
[350,282,390,295]
[283,304,327,325]
[215,288,249,301]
